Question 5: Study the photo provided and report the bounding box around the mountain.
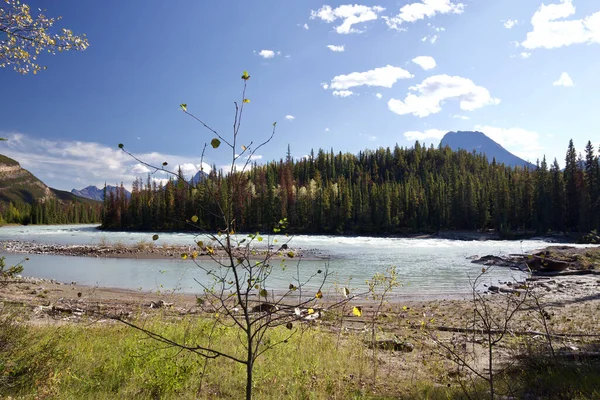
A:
[190,170,208,185]
[440,131,536,169]
[0,154,98,205]
[71,185,131,201]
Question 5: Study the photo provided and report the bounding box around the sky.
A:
[1,0,600,191]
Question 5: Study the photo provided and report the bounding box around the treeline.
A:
[0,198,102,225]
[101,139,600,235]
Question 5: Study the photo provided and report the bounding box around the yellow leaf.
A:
[307,308,315,315]
[197,241,204,247]
[243,98,250,103]
[352,306,363,317]
[402,306,408,311]
[191,215,198,223]
[181,254,188,260]
[315,290,323,299]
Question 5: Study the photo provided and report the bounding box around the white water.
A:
[1,224,594,299]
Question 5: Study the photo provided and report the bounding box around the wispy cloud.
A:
[285,115,296,121]
[384,0,465,31]
[324,65,413,95]
[503,19,518,29]
[403,129,447,141]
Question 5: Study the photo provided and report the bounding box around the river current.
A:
[0,224,592,299]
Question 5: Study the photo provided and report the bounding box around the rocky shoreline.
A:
[0,240,325,260]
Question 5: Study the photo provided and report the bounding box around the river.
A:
[0,224,591,299]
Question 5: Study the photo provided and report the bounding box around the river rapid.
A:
[0,224,591,299]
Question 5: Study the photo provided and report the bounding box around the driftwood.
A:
[367,339,414,352]
[431,325,600,339]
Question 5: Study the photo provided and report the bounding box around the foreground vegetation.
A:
[1,291,599,399]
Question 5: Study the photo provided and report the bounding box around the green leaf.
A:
[0,138,7,141]
[272,122,277,127]
[152,234,159,241]
[191,215,198,223]
[259,289,268,297]
[241,70,250,80]
[289,283,296,291]
[180,103,187,112]
[211,138,221,149]
[118,143,124,149]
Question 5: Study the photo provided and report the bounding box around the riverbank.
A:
[2,245,599,399]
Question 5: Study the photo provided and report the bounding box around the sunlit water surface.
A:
[1,224,594,299]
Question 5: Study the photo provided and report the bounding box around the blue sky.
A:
[1,0,599,190]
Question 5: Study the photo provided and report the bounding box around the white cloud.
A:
[452,114,469,120]
[384,0,465,30]
[333,90,354,97]
[325,128,330,132]
[375,93,383,99]
[520,52,532,58]
[388,74,500,117]
[403,129,447,141]
[325,65,413,93]
[0,132,213,191]
[327,44,345,52]
[474,125,544,162]
[131,163,151,174]
[412,55,437,70]
[285,115,296,121]
[521,0,600,49]
[553,71,574,86]
[256,49,276,59]
[310,4,385,34]
[504,19,518,29]
[421,34,439,44]
[303,23,309,30]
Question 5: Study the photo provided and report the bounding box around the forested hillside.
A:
[102,139,600,235]
[0,154,102,225]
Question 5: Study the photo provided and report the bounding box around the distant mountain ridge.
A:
[71,185,131,201]
[0,154,98,205]
[440,131,535,169]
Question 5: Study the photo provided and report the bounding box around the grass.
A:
[1,298,599,399]
[0,311,408,399]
